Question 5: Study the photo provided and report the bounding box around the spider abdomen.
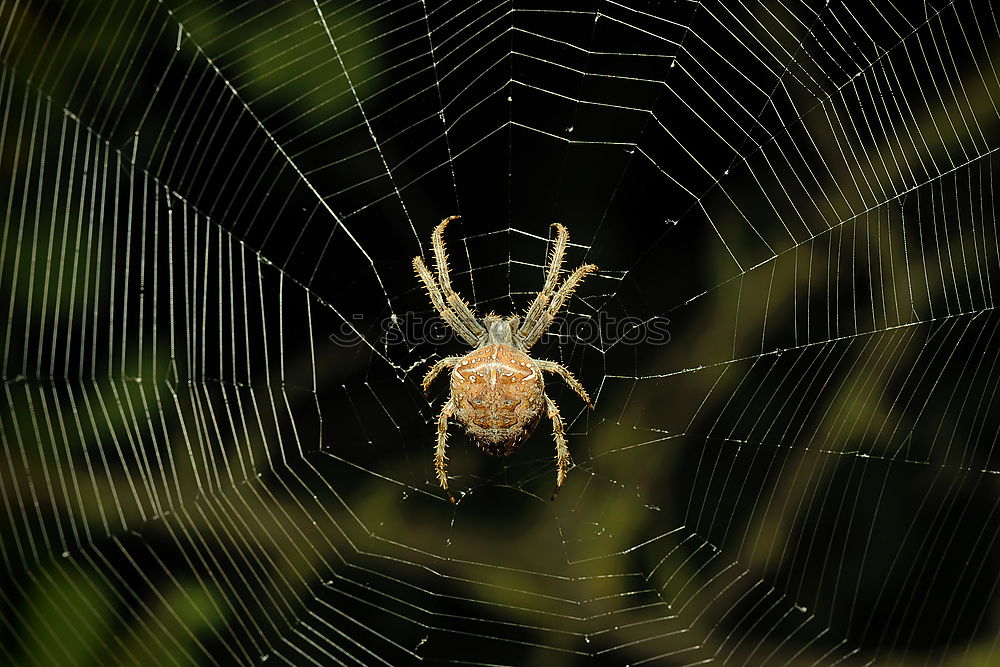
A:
[451,344,546,456]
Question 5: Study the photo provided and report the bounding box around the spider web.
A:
[3,0,1000,664]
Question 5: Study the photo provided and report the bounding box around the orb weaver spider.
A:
[414,216,596,502]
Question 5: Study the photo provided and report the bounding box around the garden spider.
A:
[414,216,597,502]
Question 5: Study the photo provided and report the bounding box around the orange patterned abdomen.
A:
[450,344,546,455]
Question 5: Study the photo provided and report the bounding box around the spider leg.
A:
[435,399,456,503]
[430,216,485,341]
[421,355,463,394]
[413,256,480,345]
[538,359,593,407]
[545,395,571,500]
[521,223,568,339]
[520,262,598,349]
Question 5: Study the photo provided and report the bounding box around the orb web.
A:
[2,1,1000,664]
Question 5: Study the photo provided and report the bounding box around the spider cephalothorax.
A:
[414,216,596,501]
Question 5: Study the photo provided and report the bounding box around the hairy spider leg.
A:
[431,216,485,340]
[520,262,598,348]
[435,399,456,503]
[547,396,571,500]
[520,223,569,344]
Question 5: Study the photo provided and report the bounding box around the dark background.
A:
[3,0,1000,664]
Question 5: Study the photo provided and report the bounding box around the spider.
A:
[413,216,597,502]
